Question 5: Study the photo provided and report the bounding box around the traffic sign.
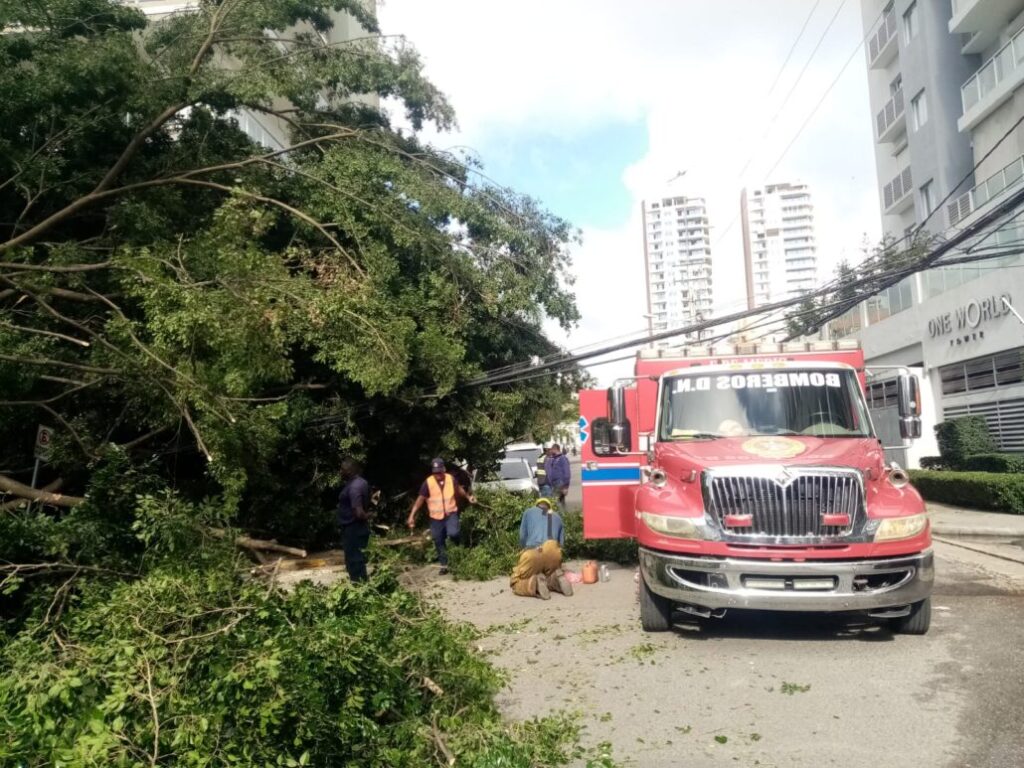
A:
[34,425,54,462]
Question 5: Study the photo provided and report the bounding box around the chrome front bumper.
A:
[640,547,934,613]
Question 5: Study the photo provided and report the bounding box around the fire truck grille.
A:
[703,469,864,540]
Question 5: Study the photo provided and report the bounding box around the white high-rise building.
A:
[740,182,818,310]
[642,195,713,338]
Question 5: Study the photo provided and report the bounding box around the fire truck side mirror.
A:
[897,372,922,440]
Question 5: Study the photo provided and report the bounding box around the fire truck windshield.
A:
[658,368,873,440]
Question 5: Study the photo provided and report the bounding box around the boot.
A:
[549,569,573,597]
[534,575,551,600]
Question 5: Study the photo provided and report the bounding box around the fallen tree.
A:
[0,1,605,764]
[0,473,83,508]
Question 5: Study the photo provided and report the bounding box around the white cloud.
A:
[378,0,884,384]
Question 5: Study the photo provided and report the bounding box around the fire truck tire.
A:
[889,598,931,635]
[639,574,672,632]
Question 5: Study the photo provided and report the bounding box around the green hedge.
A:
[959,453,1024,473]
[909,469,1024,515]
[934,416,997,466]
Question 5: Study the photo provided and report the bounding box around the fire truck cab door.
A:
[579,389,639,539]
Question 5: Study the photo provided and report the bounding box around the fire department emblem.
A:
[741,436,806,460]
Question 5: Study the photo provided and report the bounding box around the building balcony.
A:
[867,7,899,69]
[960,25,1024,131]
[947,154,1024,226]
[950,0,1024,55]
[875,88,906,143]
[883,167,914,214]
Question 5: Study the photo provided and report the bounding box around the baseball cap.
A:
[430,457,445,472]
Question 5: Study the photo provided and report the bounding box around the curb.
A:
[931,525,1024,538]
[933,535,1024,567]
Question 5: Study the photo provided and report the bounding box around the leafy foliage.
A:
[909,469,1024,515]
[0,0,583,544]
[0,555,601,766]
[0,3,609,765]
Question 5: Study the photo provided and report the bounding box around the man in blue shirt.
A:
[510,498,573,599]
[337,457,371,582]
[543,444,571,509]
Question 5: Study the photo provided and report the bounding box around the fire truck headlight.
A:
[640,512,705,539]
[873,514,928,542]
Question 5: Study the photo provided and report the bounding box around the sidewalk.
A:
[928,502,1024,537]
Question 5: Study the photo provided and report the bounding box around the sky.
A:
[376,0,883,383]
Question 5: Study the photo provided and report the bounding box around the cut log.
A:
[0,473,82,508]
[375,534,431,548]
[205,528,307,558]
[0,478,64,511]
[235,535,306,558]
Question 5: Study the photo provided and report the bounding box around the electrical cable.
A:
[464,181,1024,390]
[734,0,848,184]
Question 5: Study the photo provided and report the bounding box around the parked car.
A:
[503,441,547,485]
[474,457,539,495]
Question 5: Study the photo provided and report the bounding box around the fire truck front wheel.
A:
[640,573,672,632]
[889,598,931,635]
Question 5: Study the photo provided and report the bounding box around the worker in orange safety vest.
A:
[407,457,476,575]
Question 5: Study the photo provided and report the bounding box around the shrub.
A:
[447,490,528,581]
[934,416,997,467]
[919,456,948,470]
[908,470,1024,515]
[959,453,1024,474]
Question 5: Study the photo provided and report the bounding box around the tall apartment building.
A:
[835,0,1024,466]
[642,195,714,338]
[740,182,818,311]
[862,0,978,239]
[126,0,376,149]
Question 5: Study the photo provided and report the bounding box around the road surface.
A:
[429,539,1024,767]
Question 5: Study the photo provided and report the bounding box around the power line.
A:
[464,180,1024,390]
[765,0,827,99]
[712,2,878,249]
[799,112,1024,335]
[735,0,848,184]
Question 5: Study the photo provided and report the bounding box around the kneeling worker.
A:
[511,498,573,599]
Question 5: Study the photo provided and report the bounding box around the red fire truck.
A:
[579,340,933,634]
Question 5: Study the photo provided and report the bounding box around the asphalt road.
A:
[430,540,1024,767]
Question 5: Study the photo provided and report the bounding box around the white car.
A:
[503,441,545,479]
[474,458,539,494]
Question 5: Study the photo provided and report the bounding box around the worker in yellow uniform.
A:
[407,457,476,575]
[510,498,573,599]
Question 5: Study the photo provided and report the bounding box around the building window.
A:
[902,1,918,44]
[919,180,935,218]
[940,348,1024,396]
[890,73,903,95]
[910,89,928,131]
[867,378,899,409]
